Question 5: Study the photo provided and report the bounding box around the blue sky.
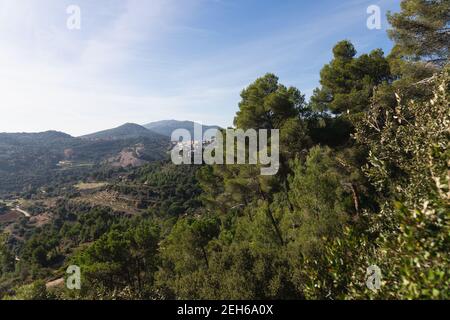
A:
[0,0,401,136]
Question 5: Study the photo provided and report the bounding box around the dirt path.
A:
[46,278,65,289]
[15,207,31,218]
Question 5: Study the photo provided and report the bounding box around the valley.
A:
[0,120,212,298]
[0,119,212,232]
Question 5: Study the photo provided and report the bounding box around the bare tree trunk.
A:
[201,246,209,268]
[257,183,284,246]
[350,183,360,215]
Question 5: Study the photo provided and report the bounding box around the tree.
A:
[234,73,310,159]
[32,246,48,267]
[0,234,15,274]
[310,41,391,115]
[200,74,312,242]
[282,147,352,258]
[190,218,221,267]
[73,222,160,299]
[234,74,307,129]
[156,216,220,299]
[388,0,450,65]
[200,242,297,299]
[0,203,7,215]
[354,65,450,299]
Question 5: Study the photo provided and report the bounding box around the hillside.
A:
[0,125,170,195]
[80,123,164,141]
[0,131,73,144]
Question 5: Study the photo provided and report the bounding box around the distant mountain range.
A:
[143,120,220,140]
[79,120,220,141]
[0,120,220,194]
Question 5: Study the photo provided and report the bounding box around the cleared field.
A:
[57,161,94,170]
[74,190,140,214]
[0,200,17,206]
[74,182,108,191]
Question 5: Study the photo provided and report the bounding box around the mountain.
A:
[143,120,220,140]
[0,131,73,145]
[0,120,224,195]
[80,123,164,141]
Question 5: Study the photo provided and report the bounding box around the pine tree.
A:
[388,0,450,65]
[311,40,391,115]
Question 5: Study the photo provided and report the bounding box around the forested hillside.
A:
[0,126,169,195]
[0,0,448,300]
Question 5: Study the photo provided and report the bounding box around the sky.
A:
[0,0,401,136]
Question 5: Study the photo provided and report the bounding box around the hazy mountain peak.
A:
[143,120,220,139]
[80,123,161,141]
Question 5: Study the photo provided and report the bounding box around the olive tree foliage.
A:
[353,65,450,299]
[296,65,449,300]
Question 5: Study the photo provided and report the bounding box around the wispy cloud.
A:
[0,0,191,135]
